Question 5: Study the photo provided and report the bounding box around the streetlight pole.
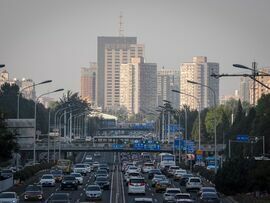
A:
[0,64,5,68]
[34,88,64,165]
[17,80,52,119]
[187,80,217,173]
[172,90,201,150]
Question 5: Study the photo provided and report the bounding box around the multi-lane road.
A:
[11,151,232,203]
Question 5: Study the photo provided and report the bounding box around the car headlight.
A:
[62,181,67,184]
[72,181,76,184]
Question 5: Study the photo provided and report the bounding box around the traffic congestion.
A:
[0,151,222,202]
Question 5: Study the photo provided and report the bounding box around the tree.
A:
[0,113,18,162]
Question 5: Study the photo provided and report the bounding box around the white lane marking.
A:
[109,152,116,203]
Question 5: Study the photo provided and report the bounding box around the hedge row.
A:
[14,163,55,182]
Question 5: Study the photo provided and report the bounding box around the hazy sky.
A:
[1,0,270,100]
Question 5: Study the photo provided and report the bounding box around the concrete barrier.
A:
[0,176,14,192]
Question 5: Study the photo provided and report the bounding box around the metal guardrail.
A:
[0,176,14,192]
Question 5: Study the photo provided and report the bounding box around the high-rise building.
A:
[157,68,180,109]
[251,67,270,105]
[97,36,144,109]
[120,57,157,114]
[239,77,250,103]
[80,63,97,103]
[180,56,219,110]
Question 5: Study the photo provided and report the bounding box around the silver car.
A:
[0,192,19,203]
[85,185,102,201]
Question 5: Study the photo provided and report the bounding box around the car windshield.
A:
[96,177,107,181]
[87,186,100,191]
[129,173,140,176]
[202,188,216,193]
[0,193,15,198]
[71,173,81,177]
[64,176,75,180]
[51,170,62,175]
[176,194,190,199]
[51,194,68,200]
[190,178,201,182]
[202,193,218,199]
[150,170,160,173]
[97,170,107,174]
[154,175,164,179]
[42,175,53,179]
[75,164,85,168]
[26,186,41,192]
[1,170,12,173]
[144,163,154,166]
[167,190,180,194]
[130,179,144,184]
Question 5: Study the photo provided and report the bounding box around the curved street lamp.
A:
[33,88,64,165]
[17,80,52,118]
[187,79,217,173]
[0,64,5,68]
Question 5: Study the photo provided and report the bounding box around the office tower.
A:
[157,67,180,108]
[80,63,97,103]
[180,56,219,110]
[239,77,250,103]
[120,57,157,114]
[20,78,36,100]
[251,67,270,105]
[97,37,144,109]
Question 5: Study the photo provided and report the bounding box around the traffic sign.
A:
[236,135,249,142]
[196,149,203,155]
[196,154,203,160]
[112,144,123,149]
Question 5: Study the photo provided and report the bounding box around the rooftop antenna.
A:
[119,12,124,37]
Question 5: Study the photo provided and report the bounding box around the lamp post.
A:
[156,109,165,142]
[187,79,217,173]
[172,90,201,150]
[17,80,52,119]
[34,88,64,165]
[0,64,5,68]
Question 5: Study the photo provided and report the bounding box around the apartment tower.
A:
[180,56,219,110]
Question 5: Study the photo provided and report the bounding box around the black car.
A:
[50,170,63,183]
[46,193,71,203]
[148,169,162,179]
[0,169,13,179]
[179,174,193,186]
[94,176,110,190]
[61,176,78,190]
[24,185,43,201]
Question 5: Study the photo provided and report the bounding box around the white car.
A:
[163,188,181,203]
[168,165,180,177]
[0,192,19,203]
[71,173,83,185]
[85,155,93,161]
[142,162,154,173]
[125,172,141,183]
[73,164,87,175]
[84,164,92,173]
[128,178,146,195]
[40,174,55,187]
[126,166,140,173]
[85,185,102,201]
[186,177,202,191]
[174,169,187,180]
[175,193,194,202]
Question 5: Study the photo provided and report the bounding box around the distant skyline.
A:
[1,0,270,100]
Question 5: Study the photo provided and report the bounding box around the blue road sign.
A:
[196,155,203,160]
[236,135,249,142]
[112,144,123,149]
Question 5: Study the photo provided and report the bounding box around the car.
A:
[70,172,83,185]
[134,197,153,203]
[40,174,55,187]
[151,174,167,187]
[94,152,101,157]
[142,162,155,173]
[45,192,71,203]
[95,169,109,179]
[94,176,110,189]
[99,163,110,172]
[61,175,78,190]
[50,169,63,182]
[93,161,100,169]
[127,166,141,173]
[155,179,171,193]
[73,164,87,175]
[199,192,221,203]
[179,173,193,186]
[125,172,141,184]
[174,169,187,180]
[198,187,218,197]
[84,163,92,173]
[0,169,13,179]
[163,188,181,203]
[24,185,43,201]
[186,177,202,191]
[148,169,162,179]
[175,193,194,202]
[128,177,146,195]
[0,192,19,203]
[85,185,102,201]
[85,155,93,161]
[167,166,180,177]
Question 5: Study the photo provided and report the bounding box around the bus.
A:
[157,153,176,170]
[56,159,73,174]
